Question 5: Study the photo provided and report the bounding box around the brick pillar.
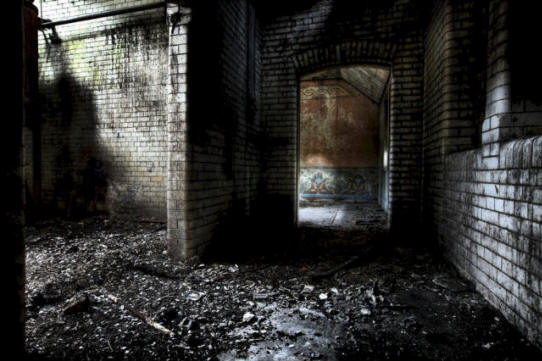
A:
[481,0,510,167]
[166,3,190,260]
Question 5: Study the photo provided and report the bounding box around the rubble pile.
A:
[25,212,541,361]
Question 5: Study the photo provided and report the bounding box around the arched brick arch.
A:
[288,38,423,234]
[292,40,397,74]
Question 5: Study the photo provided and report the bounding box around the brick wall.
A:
[480,1,542,147]
[439,137,542,348]
[36,0,265,257]
[422,0,447,235]
[424,0,542,348]
[379,84,391,213]
[173,0,264,257]
[422,0,488,238]
[260,0,426,232]
[166,2,190,259]
[37,0,169,219]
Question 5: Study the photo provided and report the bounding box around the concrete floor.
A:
[298,201,387,231]
[297,201,388,254]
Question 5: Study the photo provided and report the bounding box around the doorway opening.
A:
[297,65,390,244]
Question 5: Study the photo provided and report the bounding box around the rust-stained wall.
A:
[299,79,380,201]
[300,79,379,168]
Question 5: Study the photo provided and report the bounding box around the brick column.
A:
[166,2,190,260]
[481,0,510,168]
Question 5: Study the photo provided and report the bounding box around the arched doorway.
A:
[297,65,391,240]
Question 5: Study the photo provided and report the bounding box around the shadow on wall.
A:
[186,2,273,259]
[38,29,107,219]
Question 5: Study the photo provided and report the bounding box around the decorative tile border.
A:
[299,166,378,201]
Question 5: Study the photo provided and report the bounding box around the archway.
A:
[297,64,391,244]
[286,39,423,237]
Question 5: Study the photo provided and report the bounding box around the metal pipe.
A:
[39,1,166,29]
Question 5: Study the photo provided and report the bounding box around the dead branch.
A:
[127,262,180,280]
[104,292,175,337]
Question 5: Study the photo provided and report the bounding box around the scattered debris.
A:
[242,312,255,324]
[253,292,272,301]
[127,261,180,280]
[29,282,63,310]
[365,280,384,306]
[187,292,205,302]
[24,211,542,361]
[105,292,175,338]
[228,265,239,273]
[62,294,90,315]
[308,256,360,281]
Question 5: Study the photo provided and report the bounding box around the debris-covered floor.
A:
[25,202,542,361]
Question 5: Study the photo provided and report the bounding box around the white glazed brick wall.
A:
[440,136,542,349]
[38,0,168,218]
[424,0,542,349]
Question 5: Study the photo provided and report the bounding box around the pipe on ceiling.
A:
[39,1,168,29]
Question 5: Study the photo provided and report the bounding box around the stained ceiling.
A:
[302,66,390,104]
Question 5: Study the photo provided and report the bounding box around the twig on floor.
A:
[126,262,180,280]
[309,256,360,281]
[103,291,175,337]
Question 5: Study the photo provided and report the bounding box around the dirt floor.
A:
[24,202,542,361]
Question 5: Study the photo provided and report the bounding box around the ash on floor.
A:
[25,212,541,361]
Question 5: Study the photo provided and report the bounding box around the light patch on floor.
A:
[219,303,342,361]
[298,202,387,231]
